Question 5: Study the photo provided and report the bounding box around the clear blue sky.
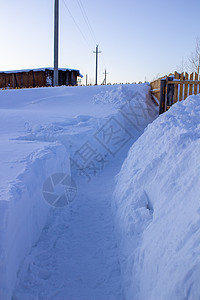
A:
[0,0,200,84]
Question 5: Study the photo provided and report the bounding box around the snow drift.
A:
[0,142,69,300]
[0,84,157,299]
[113,94,200,300]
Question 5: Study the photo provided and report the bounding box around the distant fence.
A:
[151,72,200,114]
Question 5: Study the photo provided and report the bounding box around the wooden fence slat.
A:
[179,72,184,101]
[194,72,198,95]
[199,74,200,94]
[174,71,179,103]
[150,77,163,104]
[184,72,188,99]
[189,73,193,95]
[159,79,166,114]
[168,80,200,85]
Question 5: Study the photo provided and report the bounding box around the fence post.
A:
[159,79,166,114]
[167,76,174,107]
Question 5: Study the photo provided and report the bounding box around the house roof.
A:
[0,68,83,77]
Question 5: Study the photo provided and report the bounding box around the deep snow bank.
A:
[113,94,200,300]
[0,84,158,299]
[0,141,69,300]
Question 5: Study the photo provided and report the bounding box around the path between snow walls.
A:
[113,94,200,300]
[0,84,158,300]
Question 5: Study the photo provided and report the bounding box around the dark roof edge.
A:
[0,67,83,78]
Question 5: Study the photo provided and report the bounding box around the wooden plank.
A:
[150,76,166,92]
[3,74,5,88]
[151,78,162,104]
[151,79,160,90]
[28,71,33,87]
[151,95,159,106]
[0,74,2,88]
[5,74,10,88]
[174,71,179,102]
[194,72,198,94]
[159,79,166,114]
[14,73,18,88]
[184,72,188,99]
[152,89,160,93]
[168,80,200,84]
[199,74,200,94]
[12,74,15,88]
[189,73,193,95]
[20,73,23,88]
[164,85,168,111]
[35,71,44,87]
[32,71,36,87]
[166,75,174,106]
[179,73,184,101]
[23,72,29,87]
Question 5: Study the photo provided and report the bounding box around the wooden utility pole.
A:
[103,69,108,85]
[93,45,101,85]
[54,0,59,86]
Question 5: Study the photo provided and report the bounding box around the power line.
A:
[62,0,93,51]
[61,0,108,84]
[76,0,107,84]
[76,0,97,44]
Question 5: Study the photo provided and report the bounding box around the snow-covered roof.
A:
[0,67,83,77]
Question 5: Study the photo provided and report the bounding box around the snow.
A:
[0,141,69,300]
[3,80,200,300]
[13,160,123,300]
[0,67,83,77]
[113,94,200,300]
[0,84,158,299]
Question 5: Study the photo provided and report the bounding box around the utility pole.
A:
[93,45,101,85]
[54,0,59,86]
[103,69,108,85]
[86,74,88,86]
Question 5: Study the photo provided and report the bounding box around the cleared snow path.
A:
[13,158,124,300]
[0,84,157,299]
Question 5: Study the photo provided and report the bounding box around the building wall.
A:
[71,71,77,86]
[0,69,79,89]
[34,71,46,87]
[59,71,66,86]
[0,73,11,88]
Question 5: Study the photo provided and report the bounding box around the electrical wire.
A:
[62,0,108,83]
[76,0,97,44]
[62,0,93,51]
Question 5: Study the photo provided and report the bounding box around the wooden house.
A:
[0,67,83,89]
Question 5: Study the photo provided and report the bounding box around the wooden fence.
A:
[151,72,200,114]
